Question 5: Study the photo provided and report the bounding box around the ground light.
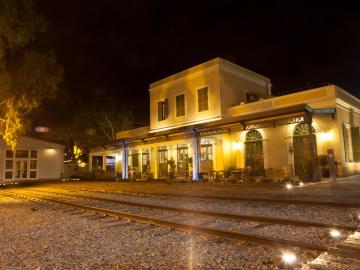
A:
[286,183,293,190]
[299,182,304,187]
[281,251,297,265]
[330,229,341,238]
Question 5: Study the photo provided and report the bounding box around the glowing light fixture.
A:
[330,229,341,238]
[319,131,333,142]
[46,148,55,154]
[115,153,122,162]
[299,182,304,187]
[281,252,296,265]
[286,183,293,190]
[232,141,243,150]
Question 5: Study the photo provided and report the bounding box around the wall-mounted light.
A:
[233,141,243,150]
[46,148,56,154]
[319,131,333,142]
[115,153,122,162]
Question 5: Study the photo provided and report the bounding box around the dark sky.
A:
[35,0,360,127]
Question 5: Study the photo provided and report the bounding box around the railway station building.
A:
[89,58,360,181]
[0,136,65,182]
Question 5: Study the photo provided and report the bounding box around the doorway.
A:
[293,123,318,181]
[245,130,264,176]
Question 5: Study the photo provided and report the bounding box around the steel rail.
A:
[0,190,330,252]
[28,188,359,231]
[58,185,360,209]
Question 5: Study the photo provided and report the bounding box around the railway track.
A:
[1,190,330,252]
[2,189,360,268]
[54,184,360,209]
[2,189,360,254]
[26,188,359,231]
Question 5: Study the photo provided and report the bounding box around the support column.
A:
[307,115,318,181]
[102,155,106,171]
[151,146,158,179]
[122,143,128,179]
[192,130,200,181]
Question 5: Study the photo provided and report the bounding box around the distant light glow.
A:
[330,229,341,238]
[78,162,86,168]
[281,252,296,265]
[35,126,49,133]
[286,183,293,190]
[299,182,304,187]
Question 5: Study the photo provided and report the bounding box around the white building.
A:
[0,136,65,182]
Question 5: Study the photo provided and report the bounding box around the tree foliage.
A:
[43,92,134,161]
[0,0,64,148]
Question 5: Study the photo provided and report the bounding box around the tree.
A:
[42,97,134,161]
[0,0,64,148]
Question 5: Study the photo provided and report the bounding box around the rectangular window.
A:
[343,123,351,162]
[6,150,13,158]
[92,156,103,172]
[30,160,37,170]
[30,150,38,158]
[131,154,139,168]
[16,150,29,158]
[29,171,37,179]
[142,150,150,173]
[176,94,185,117]
[106,156,115,174]
[351,127,360,162]
[5,160,13,170]
[197,87,209,112]
[157,98,168,121]
[5,171,12,179]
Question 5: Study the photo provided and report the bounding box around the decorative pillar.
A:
[122,143,128,179]
[192,129,200,181]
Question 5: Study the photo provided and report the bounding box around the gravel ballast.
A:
[0,195,319,269]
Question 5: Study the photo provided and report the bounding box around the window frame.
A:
[175,93,186,118]
[157,98,169,121]
[196,86,209,112]
[4,149,39,180]
[342,122,352,162]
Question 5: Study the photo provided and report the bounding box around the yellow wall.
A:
[149,58,271,133]
[149,66,222,132]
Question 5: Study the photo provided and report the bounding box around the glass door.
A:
[15,160,28,180]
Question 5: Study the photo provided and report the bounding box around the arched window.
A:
[245,130,264,175]
[292,123,318,181]
[293,123,315,136]
[158,146,168,178]
[200,137,214,173]
[245,130,262,142]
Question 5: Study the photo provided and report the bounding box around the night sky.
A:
[35,0,360,127]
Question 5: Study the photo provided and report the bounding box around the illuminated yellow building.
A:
[89,58,360,181]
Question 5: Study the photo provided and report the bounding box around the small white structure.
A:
[0,136,64,182]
